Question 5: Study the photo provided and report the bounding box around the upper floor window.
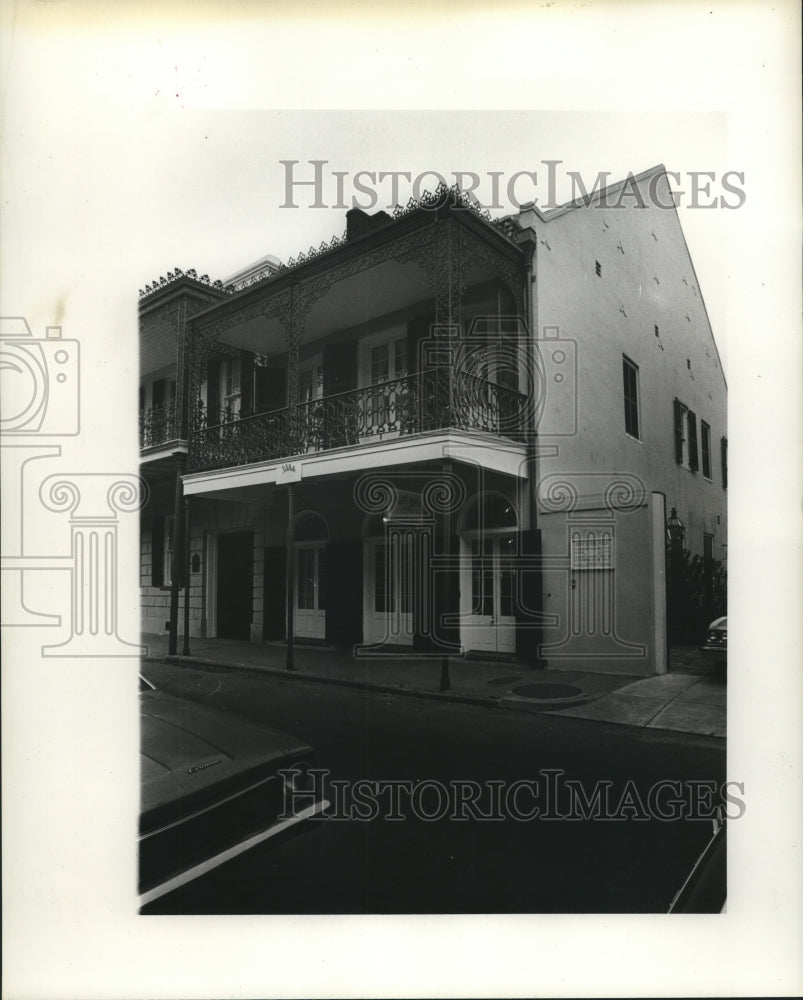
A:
[299,356,324,403]
[366,333,408,386]
[721,436,728,490]
[701,420,712,479]
[151,514,175,588]
[673,398,699,472]
[151,377,176,412]
[220,358,241,418]
[622,356,640,439]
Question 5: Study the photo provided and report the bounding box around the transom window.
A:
[295,511,328,542]
[461,493,518,533]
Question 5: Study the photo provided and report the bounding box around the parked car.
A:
[701,615,727,670]
[139,675,326,908]
[668,811,726,913]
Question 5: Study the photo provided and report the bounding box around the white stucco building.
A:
[139,165,727,674]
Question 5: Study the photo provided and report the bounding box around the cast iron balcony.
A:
[188,369,526,473]
[139,402,180,450]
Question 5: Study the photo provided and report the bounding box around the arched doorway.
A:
[294,511,328,640]
[459,492,518,655]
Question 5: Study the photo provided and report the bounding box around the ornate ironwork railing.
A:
[139,402,180,449]
[188,370,526,472]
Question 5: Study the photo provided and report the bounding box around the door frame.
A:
[459,528,518,655]
[362,532,414,647]
[293,540,326,639]
[205,528,255,639]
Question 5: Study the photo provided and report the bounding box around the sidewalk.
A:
[141,634,725,739]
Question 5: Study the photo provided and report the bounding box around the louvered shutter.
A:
[673,399,684,464]
[687,410,699,472]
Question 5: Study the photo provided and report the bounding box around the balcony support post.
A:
[432,214,463,430]
[167,453,187,656]
[285,484,296,671]
[439,459,453,692]
[182,494,192,656]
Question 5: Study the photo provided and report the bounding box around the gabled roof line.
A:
[514,163,669,224]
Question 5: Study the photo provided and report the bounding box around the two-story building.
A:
[139,165,727,675]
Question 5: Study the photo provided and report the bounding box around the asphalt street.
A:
[141,660,726,914]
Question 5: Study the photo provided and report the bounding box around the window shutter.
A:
[673,399,684,464]
[687,410,699,472]
[407,314,434,374]
[151,516,164,587]
[254,366,286,414]
[721,436,728,490]
[323,341,358,395]
[206,358,220,426]
[240,352,255,417]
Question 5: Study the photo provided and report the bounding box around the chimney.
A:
[346,208,393,242]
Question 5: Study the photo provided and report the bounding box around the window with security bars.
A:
[622,356,640,439]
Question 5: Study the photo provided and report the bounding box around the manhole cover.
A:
[512,683,583,700]
[487,674,522,686]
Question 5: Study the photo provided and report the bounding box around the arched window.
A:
[460,492,518,534]
[361,514,386,539]
[294,511,329,542]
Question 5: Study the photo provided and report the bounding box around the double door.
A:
[462,533,516,654]
[294,543,326,639]
[363,534,414,646]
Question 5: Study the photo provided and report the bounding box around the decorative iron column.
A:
[182,494,192,656]
[167,453,186,655]
[438,460,453,691]
[285,484,296,671]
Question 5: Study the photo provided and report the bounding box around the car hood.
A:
[140,688,312,832]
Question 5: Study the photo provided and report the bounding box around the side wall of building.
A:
[525,169,727,560]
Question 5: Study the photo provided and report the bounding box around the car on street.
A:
[668,811,726,913]
[701,615,727,671]
[139,674,326,908]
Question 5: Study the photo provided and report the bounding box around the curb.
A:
[157,654,501,710]
[145,653,726,739]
